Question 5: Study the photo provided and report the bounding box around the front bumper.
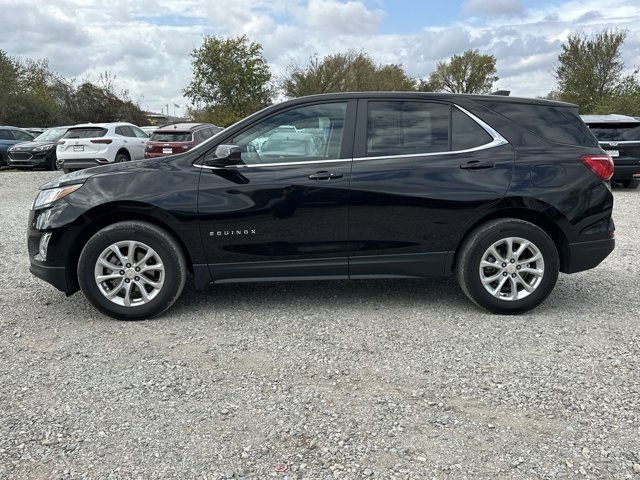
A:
[8,152,52,168]
[563,238,615,274]
[29,262,75,294]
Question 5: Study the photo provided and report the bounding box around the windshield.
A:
[588,123,640,142]
[151,131,192,142]
[34,127,68,142]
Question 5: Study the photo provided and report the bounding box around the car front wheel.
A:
[77,221,187,320]
[456,218,559,314]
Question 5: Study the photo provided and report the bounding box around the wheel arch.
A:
[115,148,131,160]
[66,202,196,288]
[451,201,572,274]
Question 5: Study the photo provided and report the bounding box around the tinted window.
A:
[34,127,68,142]
[232,102,347,164]
[479,101,597,146]
[131,126,148,138]
[452,108,492,150]
[587,123,640,142]
[0,130,12,140]
[63,128,107,139]
[151,132,192,142]
[366,101,449,156]
[12,130,34,141]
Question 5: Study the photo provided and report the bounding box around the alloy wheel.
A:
[94,240,165,307]
[479,237,545,301]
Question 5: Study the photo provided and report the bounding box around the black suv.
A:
[581,114,640,188]
[28,93,615,320]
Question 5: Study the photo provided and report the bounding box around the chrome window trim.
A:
[193,103,509,169]
[598,140,640,145]
[196,158,349,170]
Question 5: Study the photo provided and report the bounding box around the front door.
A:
[198,100,355,282]
[348,99,514,278]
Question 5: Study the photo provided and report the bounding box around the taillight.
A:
[581,154,614,181]
[90,139,113,144]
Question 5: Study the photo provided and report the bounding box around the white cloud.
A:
[462,0,526,18]
[0,0,639,116]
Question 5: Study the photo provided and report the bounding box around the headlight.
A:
[32,184,83,210]
[33,144,55,152]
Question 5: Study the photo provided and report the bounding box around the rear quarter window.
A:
[63,128,107,139]
[478,101,598,147]
[452,108,493,150]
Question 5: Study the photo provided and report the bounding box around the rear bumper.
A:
[62,158,109,171]
[563,238,615,274]
[612,163,640,180]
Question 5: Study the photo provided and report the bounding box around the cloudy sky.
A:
[2,0,639,116]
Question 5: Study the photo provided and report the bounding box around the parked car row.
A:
[1,122,222,172]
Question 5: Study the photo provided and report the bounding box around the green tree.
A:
[555,30,632,113]
[184,35,273,126]
[420,49,498,94]
[281,51,416,98]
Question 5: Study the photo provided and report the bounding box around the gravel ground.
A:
[0,170,638,480]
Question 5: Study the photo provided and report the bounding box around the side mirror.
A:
[204,144,243,167]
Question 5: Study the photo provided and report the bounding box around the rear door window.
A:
[12,130,34,141]
[63,128,108,139]
[130,126,148,138]
[587,123,640,142]
[452,108,493,150]
[366,101,449,156]
[0,130,12,140]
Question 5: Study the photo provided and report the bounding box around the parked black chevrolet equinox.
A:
[28,92,615,320]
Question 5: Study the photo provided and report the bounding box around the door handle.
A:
[308,171,343,180]
[460,160,494,170]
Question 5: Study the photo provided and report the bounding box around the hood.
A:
[9,140,56,151]
[39,155,171,190]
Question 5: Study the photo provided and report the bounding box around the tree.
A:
[184,35,273,126]
[555,30,631,113]
[281,51,416,98]
[420,49,498,94]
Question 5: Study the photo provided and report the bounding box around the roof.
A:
[580,114,640,124]
[274,91,577,108]
[155,123,211,132]
[67,122,133,128]
[0,126,24,130]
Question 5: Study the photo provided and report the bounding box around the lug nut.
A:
[125,278,131,283]
[516,265,521,270]
[134,276,140,281]
[119,270,125,275]
[135,267,140,272]
[511,273,516,278]
[502,263,507,267]
[510,259,515,263]
[126,263,131,268]
[503,272,507,276]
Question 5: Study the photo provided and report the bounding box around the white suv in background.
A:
[57,123,149,172]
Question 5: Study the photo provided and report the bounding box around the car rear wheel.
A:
[77,221,187,320]
[52,155,63,171]
[456,218,559,314]
[621,179,639,189]
[115,152,130,163]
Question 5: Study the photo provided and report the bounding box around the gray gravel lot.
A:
[0,170,639,479]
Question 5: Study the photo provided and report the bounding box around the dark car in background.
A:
[0,127,35,166]
[8,126,70,171]
[25,127,48,137]
[144,123,222,158]
[582,114,640,189]
[28,92,615,320]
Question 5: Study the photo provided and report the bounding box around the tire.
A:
[456,218,559,314]
[53,154,63,171]
[621,179,640,189]
[77,221,187,320]
[115,152,130,163]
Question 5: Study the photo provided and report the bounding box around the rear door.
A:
[348,99,514,278]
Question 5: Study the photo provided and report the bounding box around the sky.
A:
[1,0,639,117]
